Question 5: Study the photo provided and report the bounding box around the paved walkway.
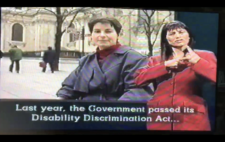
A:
[0,57,79,99]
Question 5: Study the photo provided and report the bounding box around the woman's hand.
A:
[164,57,187,68]
[165,46,200,68]
[184,46,201,64]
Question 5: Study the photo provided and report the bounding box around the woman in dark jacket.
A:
[56,16,153,101]
[134,21,217,131]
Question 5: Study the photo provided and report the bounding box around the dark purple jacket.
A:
[56,46,153,101]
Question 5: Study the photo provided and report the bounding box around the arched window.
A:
[12,23,23,41]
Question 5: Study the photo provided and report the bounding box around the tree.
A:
[40,7,94,70]
[133,10,172,56]
[49,7,94,70]
[1,7,93,71]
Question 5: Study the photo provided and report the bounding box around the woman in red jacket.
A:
[134,21,217,131]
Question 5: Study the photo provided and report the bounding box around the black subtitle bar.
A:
[0,100,148,131]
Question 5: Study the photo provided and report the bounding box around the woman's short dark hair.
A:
[88,16,122,35]
[160,20,196,61]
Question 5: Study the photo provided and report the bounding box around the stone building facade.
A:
[1,7,175,56]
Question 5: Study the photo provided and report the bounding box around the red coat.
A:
[135,50,217,131]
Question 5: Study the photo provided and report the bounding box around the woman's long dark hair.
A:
[160,21,196,61]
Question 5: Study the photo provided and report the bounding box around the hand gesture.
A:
[164,57,187,68]
[184,46,201,64]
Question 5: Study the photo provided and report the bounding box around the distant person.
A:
[0,50,3,59]
[42,46,56,73]
[9,45,23,73]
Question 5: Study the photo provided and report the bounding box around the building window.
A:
[12,23,23,41]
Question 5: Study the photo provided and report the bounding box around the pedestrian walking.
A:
[9,45,23,73]
[0,50,3,59]
[42,46,56,73]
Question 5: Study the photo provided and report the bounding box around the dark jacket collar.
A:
[113,45,131,54]
[95,44,132,55]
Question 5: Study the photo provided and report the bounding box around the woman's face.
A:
[166,28,190,50]
[91,22,118,50]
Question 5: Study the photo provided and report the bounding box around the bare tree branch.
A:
[31,9,42,16]
[142,10,149,16]
[62,10,73,21]
[139,16,149,31]
[139,10,155,31]
[1,8,43,28]
[2,7,41,17]
[132,9,173,55]
[62,12,80,34]
[143,9,155,18]
[143,10,155,23]
[43,8,57,16]
[148,10,155,28]
[143,23,148,35]
[61,7,93,34]
[147,10,155,36]
[151,11,172,47]
[62,7,87,21]
[151,26,159,48]
[163,11,172,23]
